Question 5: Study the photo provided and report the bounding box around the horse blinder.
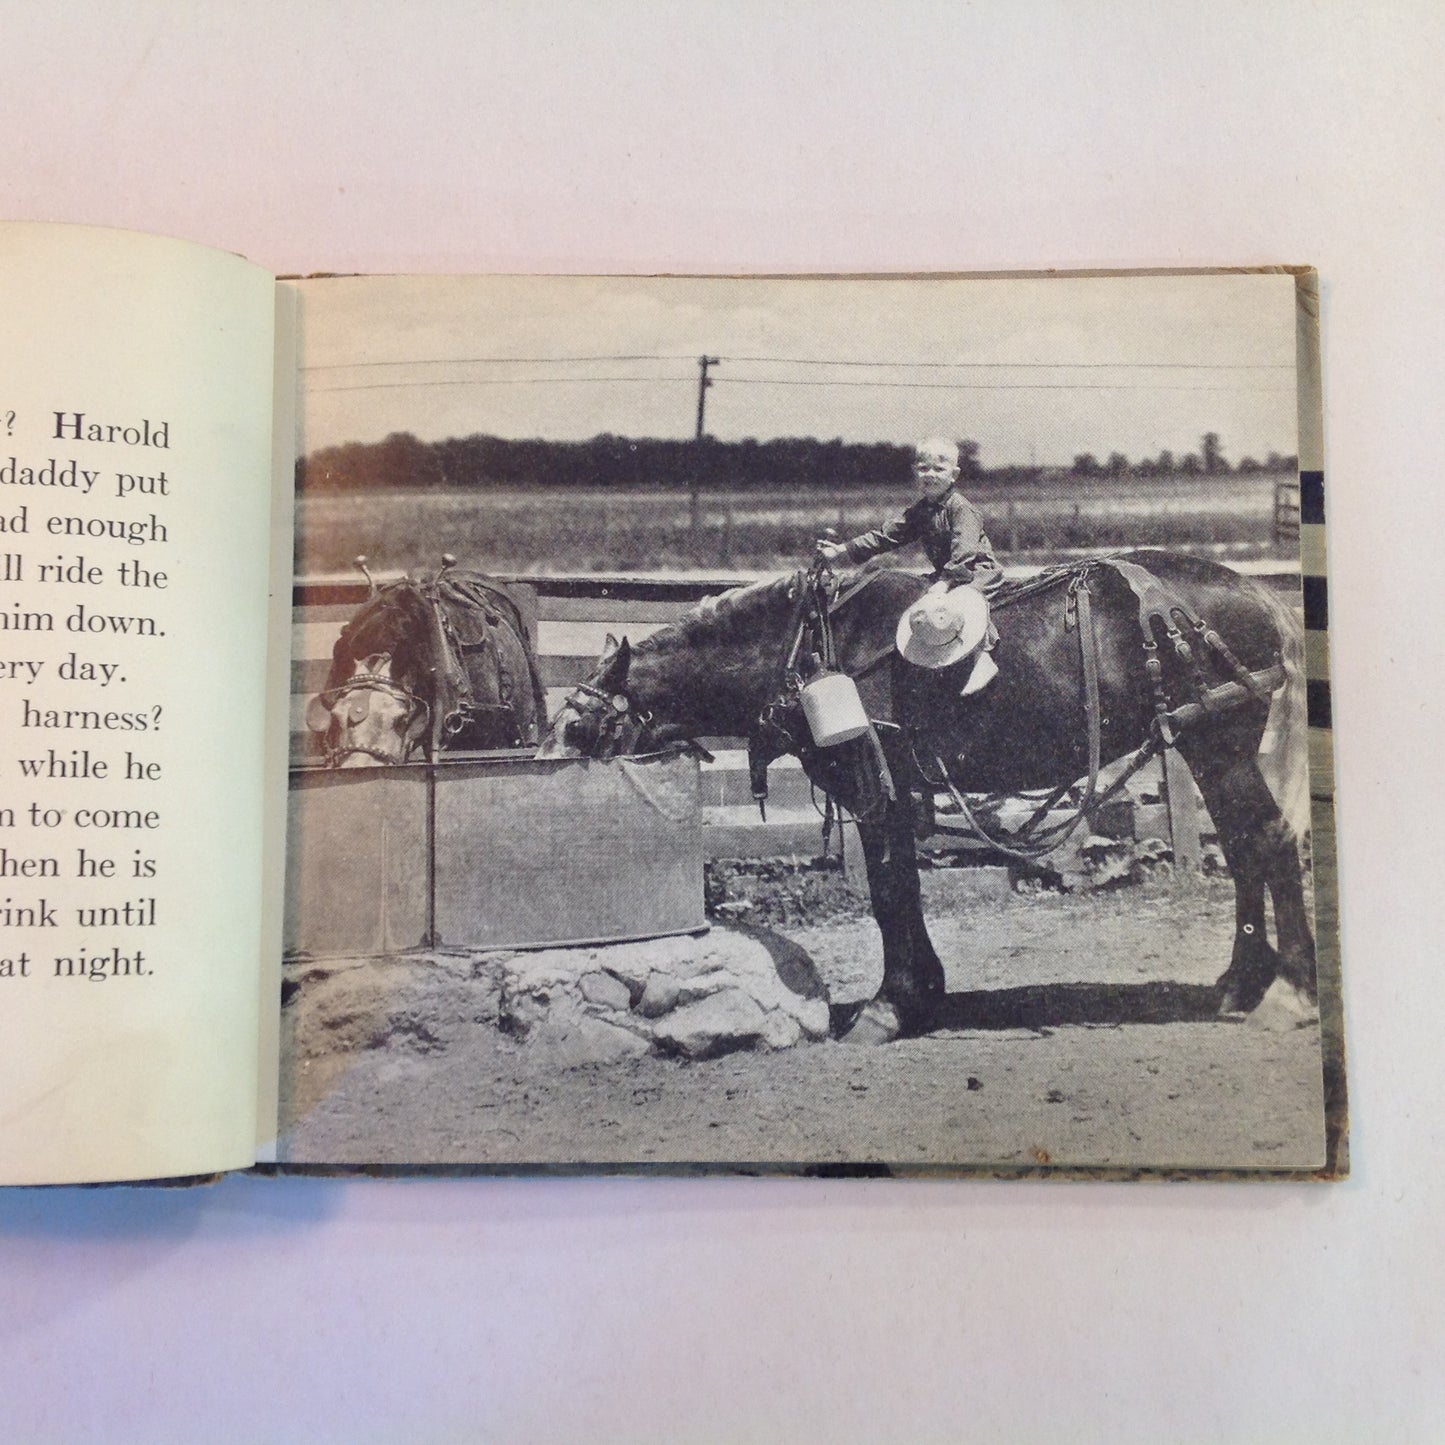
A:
[549,682,652,760]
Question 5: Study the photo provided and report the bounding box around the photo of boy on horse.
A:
[817,436,1002,695]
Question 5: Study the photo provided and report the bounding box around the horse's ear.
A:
[604,632,619,652]
[596,636,632,690]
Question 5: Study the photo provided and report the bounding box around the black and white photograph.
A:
[279,269,1339,1173]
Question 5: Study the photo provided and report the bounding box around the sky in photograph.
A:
[294,271,1300,469]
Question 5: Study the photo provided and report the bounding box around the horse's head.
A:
[537,636,646,761]
[306,650,432,766]
[307,581,436,767]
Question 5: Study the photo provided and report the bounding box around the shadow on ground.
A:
[931,980,1224,1031]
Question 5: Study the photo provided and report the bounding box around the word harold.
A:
[52,414,169,449]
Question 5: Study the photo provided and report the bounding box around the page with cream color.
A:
[0,223,277,1184]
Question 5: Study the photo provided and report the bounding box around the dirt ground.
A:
[275,868,1328,1175]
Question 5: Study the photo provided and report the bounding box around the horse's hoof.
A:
[1245,978,1320,1030]
[1215,974,1270,1017]
[1218,988,1247,1018]
[838,999,902,1045]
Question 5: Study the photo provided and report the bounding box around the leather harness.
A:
[318,566,545,764]
[758,556,1286,859]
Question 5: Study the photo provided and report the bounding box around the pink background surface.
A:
[3,5,1441,1440]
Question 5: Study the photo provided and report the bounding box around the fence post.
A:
[1273,473,1301,554]
[509,582,540,655]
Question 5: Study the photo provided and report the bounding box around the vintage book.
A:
[0,222,1344,1184]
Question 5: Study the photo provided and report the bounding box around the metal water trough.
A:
[284,751,704,959]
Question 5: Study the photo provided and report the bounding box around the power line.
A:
[304,352,1293,373]
[725,355,1294,371]
[310,375,1292,397]
[717,378,1295,393]
[303,354,690,370]
[308,376,696,395]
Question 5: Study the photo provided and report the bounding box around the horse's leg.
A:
[846,797,945,1041]
[1181,723,1316,1016]
[883,795,947,1017]
[1265,837,1318,1002]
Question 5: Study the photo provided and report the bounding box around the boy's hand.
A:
[815,541,847,564]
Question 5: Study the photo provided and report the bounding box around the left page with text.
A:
[0,223,279,1184]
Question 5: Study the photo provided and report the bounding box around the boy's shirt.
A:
[843,486,1003,591]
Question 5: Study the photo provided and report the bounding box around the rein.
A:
[756,560,898,827]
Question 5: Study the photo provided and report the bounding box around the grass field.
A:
[295,471,1293,577]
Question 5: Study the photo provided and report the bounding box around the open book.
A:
[0,223,1344,1184]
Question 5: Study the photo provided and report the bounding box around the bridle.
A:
[312,671,432,767]
[553,680,653,759]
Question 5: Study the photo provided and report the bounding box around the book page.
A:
[0,224,278,1184]
[277,269,1340,1177]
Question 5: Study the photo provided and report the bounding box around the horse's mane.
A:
[331,581,432,681]
[636,573,800,654]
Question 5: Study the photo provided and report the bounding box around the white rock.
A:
[652,989,767,1060]
[760,1009,802,1050]
[480,924,831,1054]
[677,970,741,1005]
[638,970,681,1018]
[531,1009,652,1068]
[795,997,832,1041]
[579,970,632,1011]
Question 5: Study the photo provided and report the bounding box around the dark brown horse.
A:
[307,562,546,767]
[538,550,1315,1040]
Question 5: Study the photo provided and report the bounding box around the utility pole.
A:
[695,355,718,439]
[691,356,718,547]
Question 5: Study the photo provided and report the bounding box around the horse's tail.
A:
[1251,579,1311,839]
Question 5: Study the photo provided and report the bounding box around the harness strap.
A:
[1192,617,1273,701]
[1072,574,1104,818]
[929,730,1165,863]
[1105,557,1278,707]
[1012,779,1075,833]
[825,566,880,616]
[418,582,473,755]
[926,570,1111,860]
[1161,664,1285,732]
[419,573,547,751]
[922,556,1282,861]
